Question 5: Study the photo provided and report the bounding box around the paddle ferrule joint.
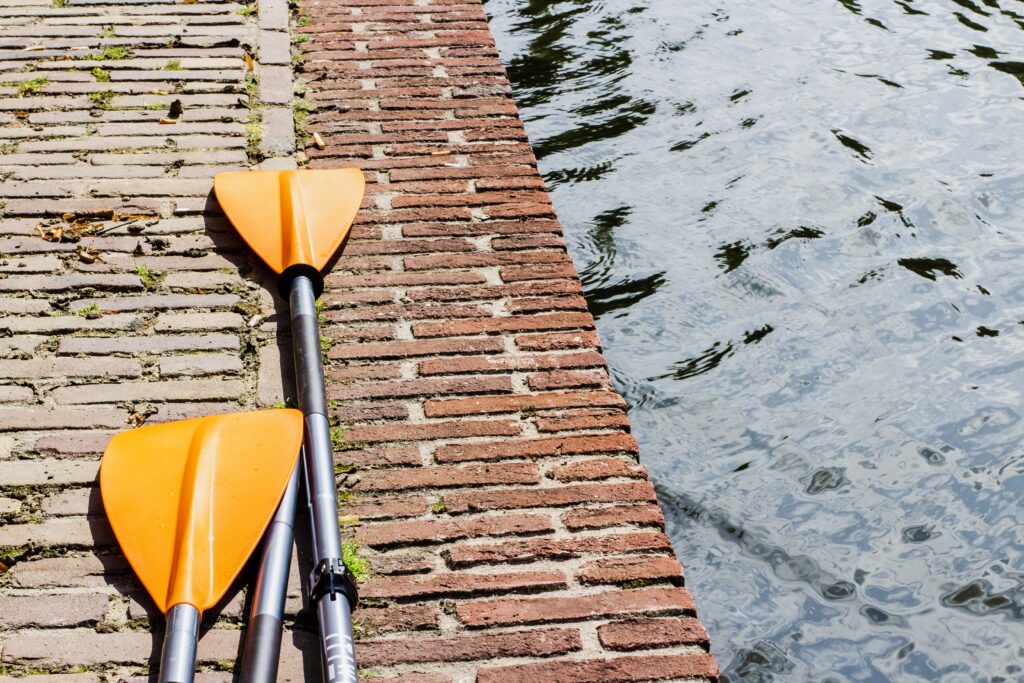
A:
[279,263,324,301]
[309,558,358,609]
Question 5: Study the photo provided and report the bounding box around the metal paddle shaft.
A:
[160,604,200,683]
[290,274,359,683]
[239,465,300,683]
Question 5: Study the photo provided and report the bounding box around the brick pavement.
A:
[0,0,718,680]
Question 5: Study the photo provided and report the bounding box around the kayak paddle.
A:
[100,409,304,683]
[214,168,365,683]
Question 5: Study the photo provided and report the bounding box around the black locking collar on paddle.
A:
[309,558,358,608]
[279,263,325,300]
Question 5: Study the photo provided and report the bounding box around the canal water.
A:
[485,0,1024,680]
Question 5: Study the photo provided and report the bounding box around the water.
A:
[483,0,1024,680]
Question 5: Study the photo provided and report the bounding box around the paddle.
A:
[100,409,304,683]
[214,168,366,683]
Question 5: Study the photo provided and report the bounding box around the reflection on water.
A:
[484,0,1024,679]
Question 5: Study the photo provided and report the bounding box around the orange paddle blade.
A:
[213,168,365,274]
[100,410,303,614]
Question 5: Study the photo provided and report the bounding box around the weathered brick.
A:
[436,433,639,463]
[0,518,113,549]
[360,512,553,547]
[348,419,521,444]
[477,653,718,682]
[0,460,98,486]
[597,617,711,651]
[59,334,239,355]
[562,504,666,531]
[356,603,439,635]
[154,312,245,331]
[550,457,646,482]
[328,375,513,401]
[426,391,626,419]
[535,409,630,433]
[329,336,503,360]
[357,628,579,667]
[355,463,538,491]
[361,569,565,600]
[0,408,126,430]
[515,330,602,351]
[445,482,657,513]
[160,353,243,377]
[51,380,244,404]
[0,357,141,379]
[579,555,683,585]
[458,587,697,628]
[9,554,127,588]
[448,532,674,568]
[418,351,605,376]
[0,594,108,629]
[412,313,594,338]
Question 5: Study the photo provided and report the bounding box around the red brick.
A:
[527,369,607,390]
[361,569,565,600]
[477,653,718,682]
[515,330,601,351]
[355,463,538,491]
[509,296,590,315]
[425,390,625,418]
[578,555,683,586]
[535,409,629,433]
[356,628,580,667]
[448,532,674,567]
[458,587,697,628]
[435,433,638,463]
[405,251,568,272]
[329,336,503,360]
[597,617,710,651]
[550,457,646,482]
[345,495,431,520]
[328,375,512,400]
[326,271,486,288]
[349,419,521,444]
[445,482,656,513]
[412,313,593,338]
[324,303,488,323]
[338,445,422,468]
[371,550,437,576]
[355,603,439,635]
[402,219,562,237]
[418,351,605,376]
[360,512,553,547]
[562,504,666,531]
[406,280,582,303]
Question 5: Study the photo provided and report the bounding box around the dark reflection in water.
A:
[485,0,1024,679]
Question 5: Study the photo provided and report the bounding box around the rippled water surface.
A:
[484,0,1024,679]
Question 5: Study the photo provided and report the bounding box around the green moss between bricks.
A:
[341,540,370,582]
[134,265,160,289]
[331,426,357,452]
[90,67,111,82]
[89,90,114,109]
[89,46,132,61]
[14,77,48,96]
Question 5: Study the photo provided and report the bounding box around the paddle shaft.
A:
[292,275,359,683]
[239,464,300,683]
[160,604,200,683]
